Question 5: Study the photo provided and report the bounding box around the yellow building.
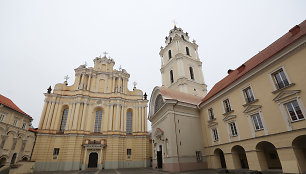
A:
[199,20,306,173]
[0,94,35,167]
[32,55,150,171]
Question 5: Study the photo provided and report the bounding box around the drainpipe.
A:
[173,100,181,171]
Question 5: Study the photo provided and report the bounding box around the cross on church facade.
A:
[103,51,108,57]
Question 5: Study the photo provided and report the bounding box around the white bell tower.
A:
[159,25,207,96]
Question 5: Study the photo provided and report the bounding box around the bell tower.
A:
[159,25,207,96]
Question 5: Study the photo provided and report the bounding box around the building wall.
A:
[199,35,306,173]
[32,56,150,171]
[0,105,35,166]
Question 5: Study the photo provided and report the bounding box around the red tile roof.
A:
[160,87,202,105]
[201,20,306,105]
[0,94,31,118]
[28,127,37,132]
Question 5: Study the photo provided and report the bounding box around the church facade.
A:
[32,55,150,171]
[150,20,306,173]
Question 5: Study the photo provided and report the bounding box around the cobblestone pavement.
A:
[34,168,222,174]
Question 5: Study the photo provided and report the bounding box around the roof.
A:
[0,94,31,118]
[160,87,202,105]
[201,20,306,105]
[28,127,37,133]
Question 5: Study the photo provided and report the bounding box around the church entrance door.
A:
[88,152,98,168]
[157,145,163,168]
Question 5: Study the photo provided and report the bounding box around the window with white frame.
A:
[0,114,5,122]
[208,108,215,120]
[22,122,27,129]
[13,119,18,126]
[212,128,219,141]
[285,100,304,122]
[251,113,264,130]
[94,110,103,132]
[243,86,255,103]
[229,122,238,136]
[60,109,69,132]
[272,68,290,90]
[223,99,232,113]
[126,111,133,133]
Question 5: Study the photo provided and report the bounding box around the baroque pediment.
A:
[243,105,262,113]
[273,90,301,102]
[223,115,236,122]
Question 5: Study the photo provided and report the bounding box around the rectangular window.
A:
[223,99,232,113]
[0,114,5,122]
[126,112,132,134]
[94,110,103,133]
[272,69,289,89]
[13,119,18,126]
[285,100,304,121]
[53,148,60,155]
[127,149,132,156]
[208,108,215,120]
[212,128,219,141]
[60,109,69,132]
[243,87,255,103]
[229,122,238,136]
[251,113,264,130]
[22,122,27,129]
[196,151,202,162]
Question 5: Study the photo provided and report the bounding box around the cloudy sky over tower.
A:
[0,0,305,128]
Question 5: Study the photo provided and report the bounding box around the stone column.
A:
[49,102,59,130]
[118,77,121,93]
[224,153,235,170]
[42,101,52,129]
[72,102,81,130]
[0,135,8,148]
[67,103,75,130]
[277,147,300,173]
[46,102,56,129]
[144,106,147,132]
[115,105,120,131]
[245,150,264,171]
[112,77,116,93]
[52,103,63,131]
[80,73,85,89]
[120,105,124,131]
[81,103,88,130]
[38,101,48,129]
[11,138,17,150]
[85,104,93,132]
[133,106,137,132]
[87,75,92,91]
[108,105,114,131]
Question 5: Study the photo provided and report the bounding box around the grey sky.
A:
[0,0,305,129]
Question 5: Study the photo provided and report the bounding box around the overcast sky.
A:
[0,0,305,129]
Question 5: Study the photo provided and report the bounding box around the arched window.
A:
[170,70,174,83]
[154,95,164,113]
[94,110,102,133]
[189,67,194,80]
[186,47,190,56]
[168,50,172,59]
[169,37,172,43]
[181,35,185,40]
[126,110,132,134]
[60,108,69,132]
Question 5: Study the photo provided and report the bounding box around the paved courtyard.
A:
[33,168,225,174]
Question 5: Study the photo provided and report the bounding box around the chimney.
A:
[289,25,300,36]
[237,64,246,73]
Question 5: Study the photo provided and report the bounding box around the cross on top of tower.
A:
[103,51,108,57]
[64,75,70,81]
[172,20,177,27]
